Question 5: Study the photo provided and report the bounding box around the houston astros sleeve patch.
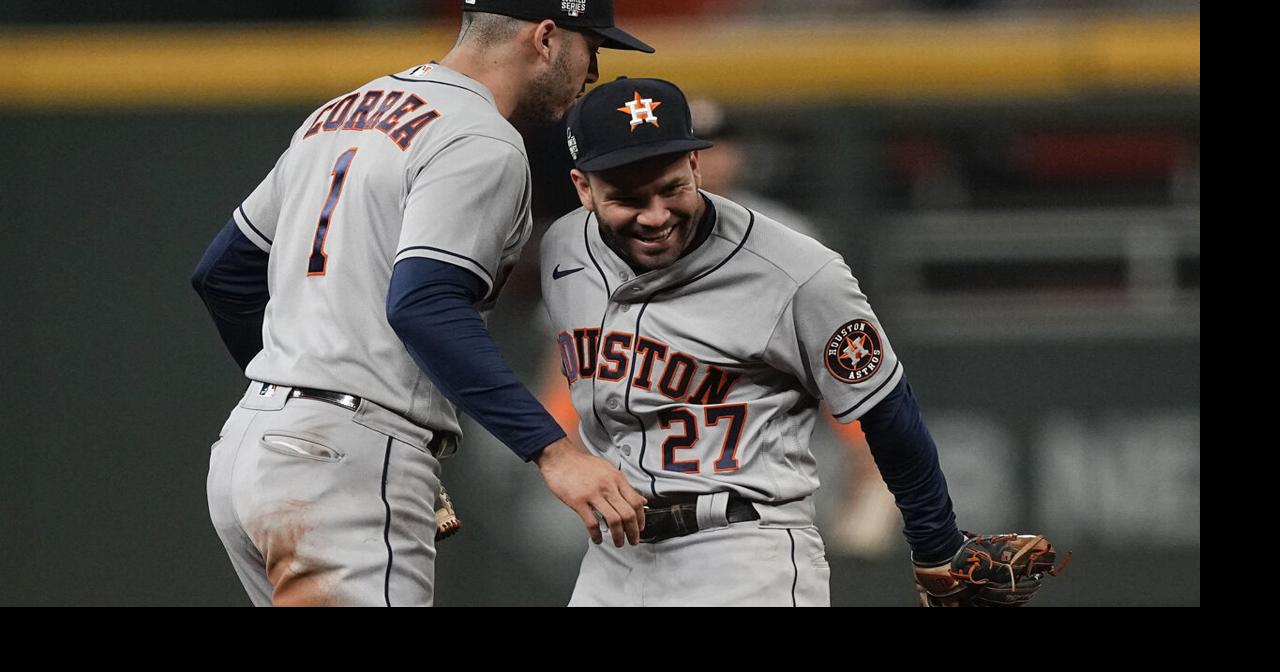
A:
[825,319,885,384]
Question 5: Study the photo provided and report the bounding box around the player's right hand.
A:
[535,437,646,547]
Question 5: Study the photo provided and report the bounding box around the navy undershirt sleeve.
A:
[386,257,566,461]
[857,376,965,565]
[191,218,270,372]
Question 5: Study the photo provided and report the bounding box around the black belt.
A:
[290,387,361,411]
[287,386,451,458]
[640,494,760,544]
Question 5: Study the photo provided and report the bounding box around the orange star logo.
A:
[617,91,662,132]
[842,335,869,364]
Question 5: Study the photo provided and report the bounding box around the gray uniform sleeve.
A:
[394,134,531,297]
[763,257,905,423]
[233,150,290,252]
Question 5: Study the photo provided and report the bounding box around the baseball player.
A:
[191,1,654,607]
[541,78,967,606]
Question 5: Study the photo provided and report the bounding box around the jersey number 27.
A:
[658,404,747,474]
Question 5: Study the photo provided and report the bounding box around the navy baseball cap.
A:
[462,0,654,53]
[566,77,713,172]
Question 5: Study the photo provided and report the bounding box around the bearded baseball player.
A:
[543,78,1065,607]
[191,1,655,607]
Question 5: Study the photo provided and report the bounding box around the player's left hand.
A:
[535,437,647,547]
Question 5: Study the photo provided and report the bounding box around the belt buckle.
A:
[289,387,361,412]
[639,495,760,543]
[640,501,699,544]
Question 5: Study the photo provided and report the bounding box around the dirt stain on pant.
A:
[249,499,339,607]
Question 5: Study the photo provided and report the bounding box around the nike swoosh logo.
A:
[553,264,585,280]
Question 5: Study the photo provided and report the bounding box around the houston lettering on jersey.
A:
[556,328,741,405]
[303,89,442,151]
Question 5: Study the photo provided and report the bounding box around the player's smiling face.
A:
[573,152,706,272]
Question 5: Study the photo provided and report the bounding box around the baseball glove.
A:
[913,533,1069,607]
[435,485,462,541]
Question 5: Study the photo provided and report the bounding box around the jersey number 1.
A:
[308,147,359,276]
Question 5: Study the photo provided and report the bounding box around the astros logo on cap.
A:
[618,91,661,131]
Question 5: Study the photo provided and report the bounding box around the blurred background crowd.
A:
[0,0,1198,605]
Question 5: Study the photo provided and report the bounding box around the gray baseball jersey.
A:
[540,192,904,525]
[234,63,532,441]
[207,63,532,606]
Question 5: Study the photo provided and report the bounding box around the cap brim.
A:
[587,26,655,53]
[577,138,713,172]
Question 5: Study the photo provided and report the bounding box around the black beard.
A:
[510,51,574,128]
[596,220,649,274]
